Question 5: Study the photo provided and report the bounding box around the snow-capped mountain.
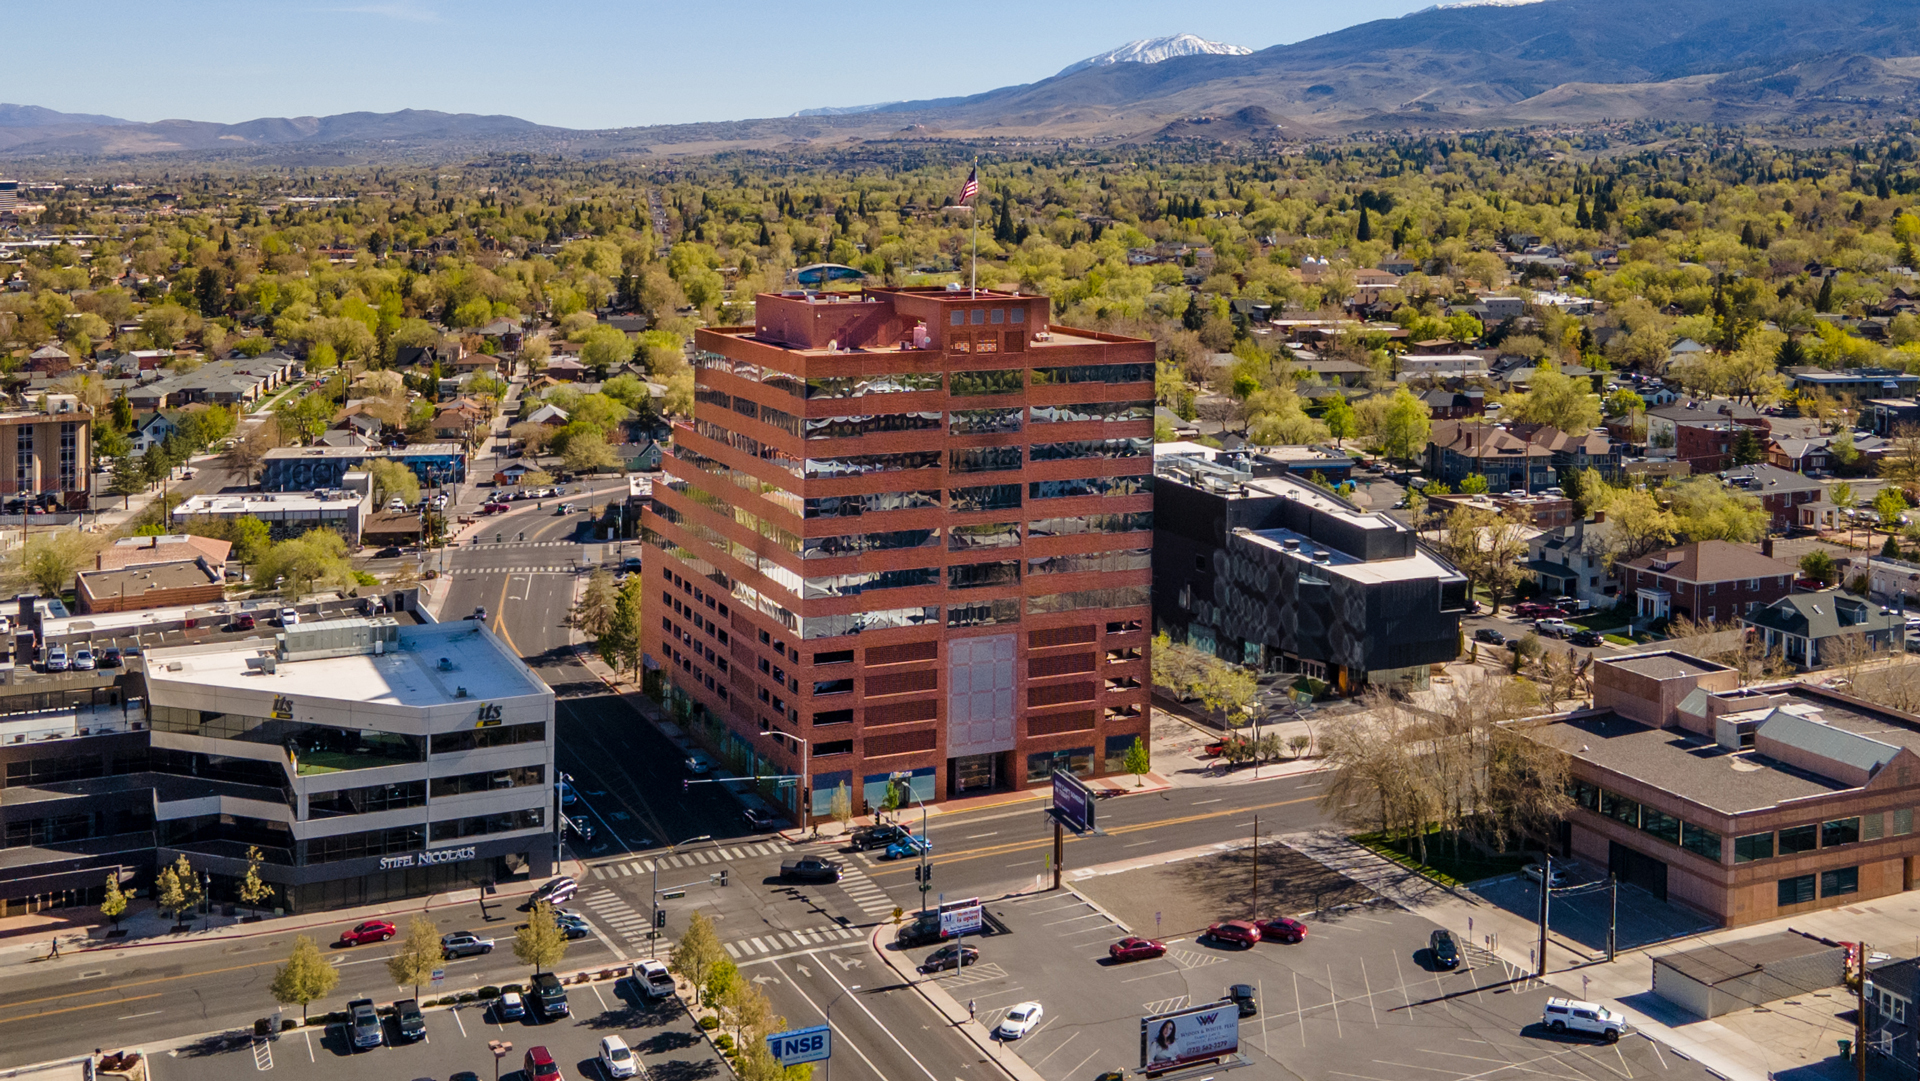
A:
[1055,34,1252,78]
[1414,0,1550,12]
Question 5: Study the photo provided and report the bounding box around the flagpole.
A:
[970,157,979,298]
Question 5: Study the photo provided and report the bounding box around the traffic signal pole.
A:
[1052,819,1063,891]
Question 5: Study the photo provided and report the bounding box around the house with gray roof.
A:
[1743,589,1903,669]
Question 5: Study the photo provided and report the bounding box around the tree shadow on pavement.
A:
[170,1031,255,1059]
[648,1059,724,1081]
[1076,842,1375,937]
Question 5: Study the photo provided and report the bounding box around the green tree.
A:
[155,863,186,925]
[579,325,637,372]
[669,910,726,1001]
[829,781,854,833]
[574,569,619,638]
[238,845,275,917]
[599,577,645,679]
[1730,427,1766,467]
[1876,485,1909,529]
[270,935,339,1021]
[110,394,134,433]
[386,915,444,999]
[1800,549,1839,587]
[563,428,621,474]
[1457,473,1490,495]
[367,459,421,508]
[1122,736,1151,787]
[1321,395,1355,446]
[99,873,128,929]
[1504,361,1602,434]
[1377,386,1432,464]
[514,900,569,975]
[255,530,356,597]
[1669,476,1768,543]
[14,529,100,597]
[702,957,739,1009]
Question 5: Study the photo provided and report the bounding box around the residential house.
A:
[1295,358,1373,387]
[95,533,233,572]
[129,413,177,454]
[1511,424,1620,482]
[1425,420,1555,492]
[626,439,665,472]
[524,404,570,427]
[1674,420,1753,474]
[1398,354,1489,382]
[26,345,72,374]
[1768,434,1839,474]
[1525,513,1620,608]
[1622,540,1800,624]
[1647,399,1770,450]
[1722,463,1826,530]
[542,357,589,381]
[1745,589,1903,668]
[1423,388,1487,420]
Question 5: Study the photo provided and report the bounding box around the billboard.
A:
[767,1025,832,1067]
[1053,769,1095,833]
[939,897,983,936]
[1140,1001,1240,1073]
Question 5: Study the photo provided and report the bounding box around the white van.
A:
[1541,997,1630,1042]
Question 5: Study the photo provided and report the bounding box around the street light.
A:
[652,834,712,959]
[823,984,860,1081]
[888,771,931,913]
[489,1040,512,1081]
[773,730,813,836]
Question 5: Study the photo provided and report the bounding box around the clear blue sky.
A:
[10,0,1434,129]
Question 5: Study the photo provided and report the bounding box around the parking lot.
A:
[900,891,1727,1081]
[159,974,724,1081]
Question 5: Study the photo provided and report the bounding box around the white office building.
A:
[143,617,555,912]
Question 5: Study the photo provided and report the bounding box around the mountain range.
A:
[8,0,1920,162]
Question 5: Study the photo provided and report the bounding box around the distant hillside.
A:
[11,0,1920,162]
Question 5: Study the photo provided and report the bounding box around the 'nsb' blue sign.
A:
[767,1025,831,1066]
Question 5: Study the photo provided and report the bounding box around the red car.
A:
[1512,601,1567,619]
[1257,916,1308,943]
[1108,936,1168,962]
[1206,920,1262,948]
[338,920,397,946]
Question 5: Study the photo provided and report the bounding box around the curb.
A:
[867,920,1048,1081]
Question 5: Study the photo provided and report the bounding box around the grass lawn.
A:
[1351,830,1539,887]
[1602,634,1637,646]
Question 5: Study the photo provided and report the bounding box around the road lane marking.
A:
[819,955,942,1081]
[965,832,999,839]
[0,992,164,1026]
[770,956,892,1081]
[115,1010,164,1019]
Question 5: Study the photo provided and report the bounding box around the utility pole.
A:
[1051,817,1063,891]
[1858,940,1869,1081]
[1536,854,1551,978]
[1607,873,1618,963]
[1251,814,1260,918]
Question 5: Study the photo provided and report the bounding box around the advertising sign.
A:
[767,1025,831,1067]
[938,897,983,937]
[1052,770,1095,833]
[1140,1001,1240,1073]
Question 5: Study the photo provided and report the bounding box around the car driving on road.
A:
[849,823,912,850]
[779,856,844,883]
[338,920,397,946]
[441,931,494,958]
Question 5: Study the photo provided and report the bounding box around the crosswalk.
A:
[465,540,580,549]
[723,923,867,959]
[578,889,653,945]
[837,865,897,918]
[586,841,794,879]
[448,565,577,575]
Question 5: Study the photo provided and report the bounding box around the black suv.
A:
[1227,984,1258,1017]
[850,824,911,851]
[894,912,945,949]
[530,972,570,1020]
[394,999,425,1042]
[1429,929,1461,970]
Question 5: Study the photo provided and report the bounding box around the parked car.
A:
[1256,916,1308,943]
[684,754,711,775]
[882,835,932,860]
[894,912,947,949]
[1542,997,1630,1042]
[1524,864,1571,889]
[849,823,912,851]
[279,607,300,627]
[743,807,780,830]
[1206,920,1262,948]
[1226,984,1258,1018]
[1108,937,1168,962]
[780,856,844,883]
[232,613,256,631]
[523,1045,563,1080]
[1473,628,1508,646]
[339,920,397,946]
[599,1036,638,1079]
[920,943,980,972]
[1534,618,1571,637]
[1429,928,1461,969]
[996,1002,1045,1039]
[394,999,425,1042]
[385,497,408,511]
[494,991,527,1021]
[530,972,570,1019]
[1568,630,1604,648]
[100,648,123,669]
[1514,601,1568,619]
[43,647,67,672]
[347,998,382,1049]
[633,959,676,999]
[441,931,494,958]
[72,648,95,671]
[481,501,509,515]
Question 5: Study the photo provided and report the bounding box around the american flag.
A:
[959,166,978,204]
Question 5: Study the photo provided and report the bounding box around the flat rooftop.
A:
[262,444,465,459]
[1609,652,1733,680]
[1655,932,1839,984]
[145,621,546,708]
[173,491,365,516]
[78,559,218,594]
[1526,711,1850,814]
[1247,526,1458,584]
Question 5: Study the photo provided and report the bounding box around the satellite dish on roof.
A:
[792,263,866,287]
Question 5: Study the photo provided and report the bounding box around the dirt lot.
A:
[1074,840,1376,938]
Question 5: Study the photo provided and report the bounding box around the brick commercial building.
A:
[75,558,225,614]
[641,287,1154,818]
[1525,651,1920,927]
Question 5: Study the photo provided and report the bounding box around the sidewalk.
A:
[0,861,582,970]
[868,922,1045,1081]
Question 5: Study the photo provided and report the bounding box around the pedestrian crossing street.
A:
[722,923,867,959]
[838,865,897,918]
[447,565,577,575]
[586,841,795,879]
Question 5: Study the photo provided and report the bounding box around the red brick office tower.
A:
[641,286,1154,821]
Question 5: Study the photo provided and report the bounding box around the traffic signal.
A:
[654,910,667,928]
[682,780,689,792]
